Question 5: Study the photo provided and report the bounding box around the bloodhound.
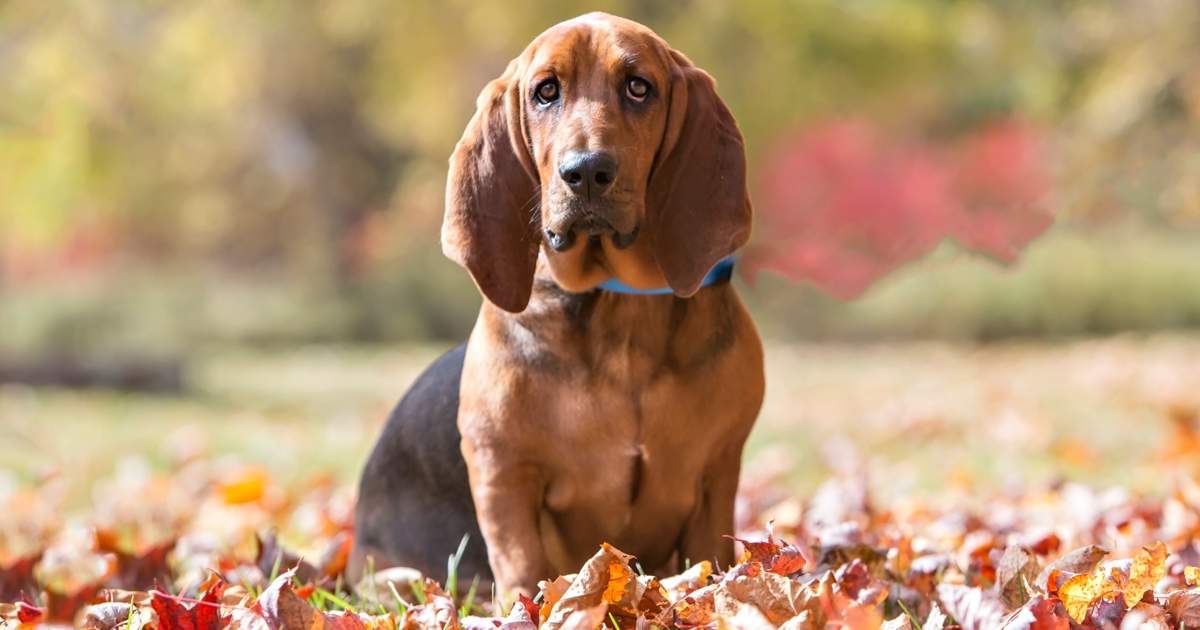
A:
[349,12,764,597]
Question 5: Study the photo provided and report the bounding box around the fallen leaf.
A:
[317,531,354,580]
[727,523,814,576]
[1035,545,1108,592]
[671,584,717,628]
[542,544,634,630]
[537,575,573,624]
[1165,587,1200,627]
[151,577,226,630]
[398,579,458,630]
[256,532,322,586]
[1186,565,1200,587]
[95,530,176,592]
[715,568,807,625]
[555,603,607,630]
[1122,541,1167,607]
[0,551,44,603]
[936,584,1008,630]
[882,614,914,630]
[1086,591,1125,628]
[43,581,106,624]
[996,545,1039,609]
[660,561,712,599]
[1000,595,1070,630]
[716,596,776,630]
[220,468,270,505]
[1121,602,1170,629]
[354,566,423,607]
[1058,565,1121,624]
[234,567,369,630]
[923,602,947,630]
[80,602,134,630]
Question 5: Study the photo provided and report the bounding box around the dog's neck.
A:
[480,270,740,380]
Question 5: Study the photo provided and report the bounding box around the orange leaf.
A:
[1186,566,1200,587]
[1122,541,1167,608]
[542,544,637,630]
[1058,567,1120,624]
[220,468,269,505]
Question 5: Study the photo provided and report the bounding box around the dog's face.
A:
[522,16,669,272]
[443,13,751,312]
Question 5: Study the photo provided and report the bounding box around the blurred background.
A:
[2,0,1200,511]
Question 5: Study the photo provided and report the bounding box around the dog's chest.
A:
[538,367,724,568]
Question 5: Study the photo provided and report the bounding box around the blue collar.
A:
[596,257,735,295]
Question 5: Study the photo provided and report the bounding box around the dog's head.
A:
[443,12,751,312]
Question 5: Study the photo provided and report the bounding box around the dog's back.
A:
[349,343,490,584]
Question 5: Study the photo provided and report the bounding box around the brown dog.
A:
[350,12,764,596]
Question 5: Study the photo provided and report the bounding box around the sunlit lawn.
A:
[2,335,1197,512]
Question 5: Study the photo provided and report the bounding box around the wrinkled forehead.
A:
[521,15,672,86]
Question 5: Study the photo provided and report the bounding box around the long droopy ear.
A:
[647,51,752,297]
[443,59,540,313]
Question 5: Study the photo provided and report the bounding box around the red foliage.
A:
[743,118,1054,299]
[150,579,226,630]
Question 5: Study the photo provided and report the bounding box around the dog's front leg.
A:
[678,445,742,571]
[460,432,554,596]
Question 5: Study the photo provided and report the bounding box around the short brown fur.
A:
[353,12,764,596]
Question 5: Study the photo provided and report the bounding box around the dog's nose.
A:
[558,151,617,198]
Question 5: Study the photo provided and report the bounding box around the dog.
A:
[349,12,764,597]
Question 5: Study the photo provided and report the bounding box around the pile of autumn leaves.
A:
[8,473,1200,629]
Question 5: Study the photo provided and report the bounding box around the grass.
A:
[746,335,1199,498]
[2,334,1196,515]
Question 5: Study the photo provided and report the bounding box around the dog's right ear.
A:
[443,59,540,313]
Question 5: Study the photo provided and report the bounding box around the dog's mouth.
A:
[544,216,640,252]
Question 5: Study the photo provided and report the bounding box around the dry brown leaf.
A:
[996,545,1039,609]
[881,614,914,630]
[671,583,718,628]
[541,544,634,630]
[538,575,574,624]
[936,584,1008,630]
[716,567,807,625]
[715,597,777,630]
[632,575,669,621]
[1035,545,1108,592]
[80,602,134,630]
[777,610,814,630]
[661,561,713,599]
[922,602,947,630]
[231,567,369,630]
[355,566,424,607]
[555,603,608,630]
[1165,587,1200,627]
[399,579,458,630]
[1122,602,1170,629]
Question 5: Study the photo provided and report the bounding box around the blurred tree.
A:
[0,0,1197,345]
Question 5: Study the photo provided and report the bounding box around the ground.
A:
[4,335,1196,505]
[3,335,1200,628]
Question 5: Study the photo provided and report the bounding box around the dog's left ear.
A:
[443,59,540,313]
[647,50,752,297]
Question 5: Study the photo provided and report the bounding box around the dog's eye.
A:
[535,79,560,104]
[625,77,650,102]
